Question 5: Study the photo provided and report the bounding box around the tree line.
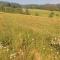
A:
[0,1,31,15]
[0,1,60,14]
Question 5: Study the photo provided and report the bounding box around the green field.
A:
[28,9,60,17]
[0,9,60,60]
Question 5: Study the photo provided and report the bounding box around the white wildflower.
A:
[10,53,16,59]
[55,37,57,40]
[4,47,7,49]
[6,48,9,52]
[54,42,55,45]
[10,56,12,59]
[56,52,59,55]
[32,38,34,41]
[51,48,53,51]
[43,47,45,50]
[0,45,3,49]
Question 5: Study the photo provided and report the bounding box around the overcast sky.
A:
[1,0,60,4]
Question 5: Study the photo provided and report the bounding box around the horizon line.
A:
[0,1,60,5]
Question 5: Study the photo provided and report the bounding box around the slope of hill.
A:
[0,12,60,60]
[0,1,60,14]
[28,9,60,17]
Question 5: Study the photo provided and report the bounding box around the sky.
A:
[1,0,60,4]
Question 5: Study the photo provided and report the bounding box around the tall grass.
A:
[0,12,60,60]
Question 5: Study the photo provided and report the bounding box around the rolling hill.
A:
[0,11,60,60]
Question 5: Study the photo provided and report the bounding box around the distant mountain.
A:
[0,1,22,8]
[22,4,60,11]
[0,1,60,11]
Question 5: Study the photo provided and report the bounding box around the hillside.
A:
[0,12,60,60]
[0,1,60,14]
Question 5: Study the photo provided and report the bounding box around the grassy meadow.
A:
[0,9,60,60]
[28,9,60,17]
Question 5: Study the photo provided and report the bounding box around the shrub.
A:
[56,14,59,17]
[49,12,54,17]
[35,13,39,16]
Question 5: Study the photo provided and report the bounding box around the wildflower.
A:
[54,42,55,45]
[0,45,3,49]
[43,47,45,50]
[56,52,59,55]
[4,47,7,49]
[32,38,34,41]
[55,37,57,40]
[10,53,16,59]
[50,48,53,51]
[6,48,9,52]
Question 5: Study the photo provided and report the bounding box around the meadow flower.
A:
[0,45,3,49]
[3,47,7,49]
[50,48,53,51]
[10,53,16,59]
[0,42,3,49]
[55,37,57,40]
[6,48,9,52]
[43,47,45,50]
[54,42,55,45]
[32,38,34,41]
[10,56,12,59]
[56,52,59,55]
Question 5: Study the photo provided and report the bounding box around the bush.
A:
[49,12,54,17]
[35,13,39,16]
[56,14,59,17]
